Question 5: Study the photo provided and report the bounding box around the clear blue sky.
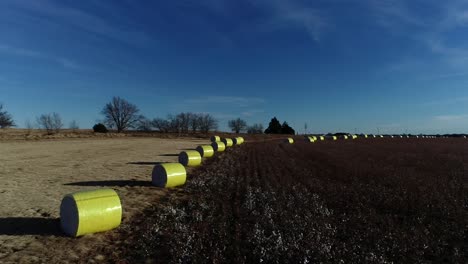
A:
[1,0,468,134]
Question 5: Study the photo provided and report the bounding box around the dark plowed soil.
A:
[100,139,467,263]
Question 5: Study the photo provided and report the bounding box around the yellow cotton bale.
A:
[332,136,337,141]
[233,137,244,145]
[320,136,325,141]
[306,136,314,142]
[210,135,221,142]
[60,188,122,237]
[211,141,226,152]
[285,138,294,144]
[365,134,368,138]
[344,135,348,140]
[152,163,186,188]
[222,138,233,147]
[196,145,214,158]
[179,150,202,167]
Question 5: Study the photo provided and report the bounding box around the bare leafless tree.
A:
[69,120,79,132]
[152,118,170,132]
[198,114,218,133]
[178,112,191,133]
[37,112,63,134]
[228,118,247,134]
[247,123,264,134]
[137,117,153,131]
[167,114,181,133]
[190,113,200,132]
[0,104,15,128]
[101,96,141,132]
[25,119,34,135]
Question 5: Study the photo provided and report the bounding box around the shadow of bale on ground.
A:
[0,217,63,236]
[64,180,152,187]
[127,161,163,165]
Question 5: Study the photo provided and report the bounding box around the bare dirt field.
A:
[101,138,467,263]
[0,137,207,263]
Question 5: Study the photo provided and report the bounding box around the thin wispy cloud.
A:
[4,0,151,46]
[241,109,265,117]
[434,114,468,121]
[255,0,329,42]
[199,0,330,43]
[369,0,427,29]
[370,1,468,74]
[184,96,266,108]
[0,43,81,70]
[423,96,468,106]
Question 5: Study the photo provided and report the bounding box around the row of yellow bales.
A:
[60,135,244,237]
[284,134,444,144]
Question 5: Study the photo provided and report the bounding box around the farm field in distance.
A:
[100,138,467,263]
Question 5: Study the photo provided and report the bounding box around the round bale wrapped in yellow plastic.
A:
[152,163,186,188]
[320,136,325,141]
[222,138,233,147]
[232,137,242,145]
[60,188,122,237]
[179,150,202,167]
[285,138,294,144]
[332,136,337,141]
[210,135,221,142]
[196,145,214,158]
[211,141,226,152]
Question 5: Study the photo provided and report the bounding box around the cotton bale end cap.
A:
[222,138,233,147]
[152,163,186,188]
[210,135,221,142]
[320,136,325,141]
[332,136,337,141]
[60,188,122,237]
[285,138,294,144]
[233,137,244,145]
[179,150,202,167]
[196,145,214,158]
[211,141,226,152]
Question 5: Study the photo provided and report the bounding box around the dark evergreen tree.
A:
[264,117,282,134]
[281,122,295,135]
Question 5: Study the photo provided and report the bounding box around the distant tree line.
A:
[150,112,218,133]
[100,97,219,133]
[0,97,293,136]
